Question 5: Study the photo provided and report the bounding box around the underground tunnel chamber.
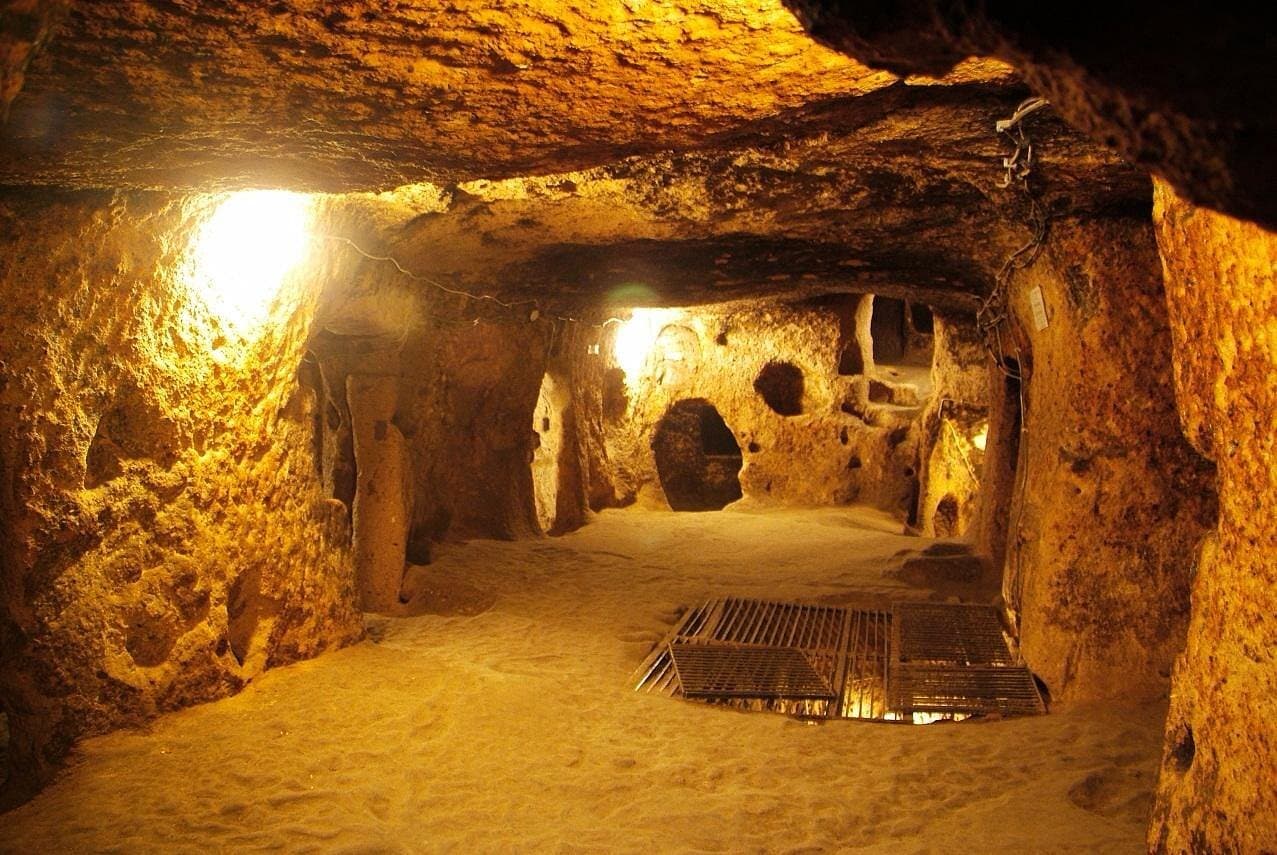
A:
[603,297,959,520]
[0,182,1227,855]
[0,8,1255,844]
[607,294,1037,721]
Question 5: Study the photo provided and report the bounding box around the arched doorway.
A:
[652,399,743,511]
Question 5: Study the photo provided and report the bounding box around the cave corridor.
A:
[0,3,1273,852]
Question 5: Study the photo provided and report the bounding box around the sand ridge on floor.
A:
[0,507,1162,853]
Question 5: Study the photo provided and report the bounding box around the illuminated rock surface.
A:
[1149,181,1277,853]
[998,216,1216,703]
[0,3,1270,851]
[0,191,363,803]
[0,0,1011,190]
[785,1,1277,229]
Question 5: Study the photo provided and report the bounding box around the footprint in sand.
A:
[1068,767,1153,822]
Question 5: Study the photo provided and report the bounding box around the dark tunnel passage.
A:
[652,398,744,511]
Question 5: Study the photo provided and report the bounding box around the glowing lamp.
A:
[972,424,988,452]
[612,308,679,378]
[189,191,311,333]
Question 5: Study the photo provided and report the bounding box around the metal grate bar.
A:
[670,642,836,700]
[633,602,711,693]
[635,597,1043,722]
[840,608,892,719]
[890,663,1046,715]
[894,602,1016,665]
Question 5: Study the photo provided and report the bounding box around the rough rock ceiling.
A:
[337,84,1142,311]
[785,1,1276,230]
[0,1,1149,312]
[0,0,1017,190]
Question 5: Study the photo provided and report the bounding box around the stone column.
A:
[853,293,876,376]
[348,374,410,612]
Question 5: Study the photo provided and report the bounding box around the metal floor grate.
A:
[889,664,1046,716]
[838,607,893,720]
[893,602,1016,665]
[635,597,1044,722]
[670,643,835,700]
[693,597,849,651]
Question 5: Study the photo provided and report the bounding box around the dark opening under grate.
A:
[635,597,1044,722]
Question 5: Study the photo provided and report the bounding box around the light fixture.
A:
[972,424,988,452]
[189,190,311,334]
[612,308,680,378]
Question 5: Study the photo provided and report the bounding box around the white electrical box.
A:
[1029,285,1049,331]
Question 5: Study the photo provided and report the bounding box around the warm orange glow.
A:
[612,308,682,380]
[189,191,311,334]
[972,424,989,452]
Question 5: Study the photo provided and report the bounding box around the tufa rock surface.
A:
[0,0,1011,191]
[999,215,1217,703]
[1149,180,1277,854]
[0,0,66,119]
[588,298,935,517]
[322,104,1142,315]
[785,1,1277,230]
[0,189,363,804]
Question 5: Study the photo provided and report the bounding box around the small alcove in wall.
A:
[754,361,804,415]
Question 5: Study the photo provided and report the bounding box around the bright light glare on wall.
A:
[972,424,989,451]
[612,308,680,377]
[190,191,311,333]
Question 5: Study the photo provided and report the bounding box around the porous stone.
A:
[0,0,1011,191]
[915,310,988,541]
[999,216,1217,703]
[589,298,932,517]
[0,189,363,804]
[786,1,1277,229]
[0,12,1267,849]
[328,105,1141,314]
[348,373,410,612]
[1148,180,1277,854]
[0,0,66,118]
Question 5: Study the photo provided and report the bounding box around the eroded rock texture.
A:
[1000,216,1216,702]
[0,0,1014,191]
[398,317,550,545]
[588,299,934,517]
[306,259,558,595]
[332,106,1139,313]
[787,2,1277,229]
[0,0,66,119]
[0,190,363,803]
[1150,181,1277,854]
[915,310,988,540]
[0,10,1267,850]
[348,373,410,612]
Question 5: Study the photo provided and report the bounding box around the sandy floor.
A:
[0,507,1163,853]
